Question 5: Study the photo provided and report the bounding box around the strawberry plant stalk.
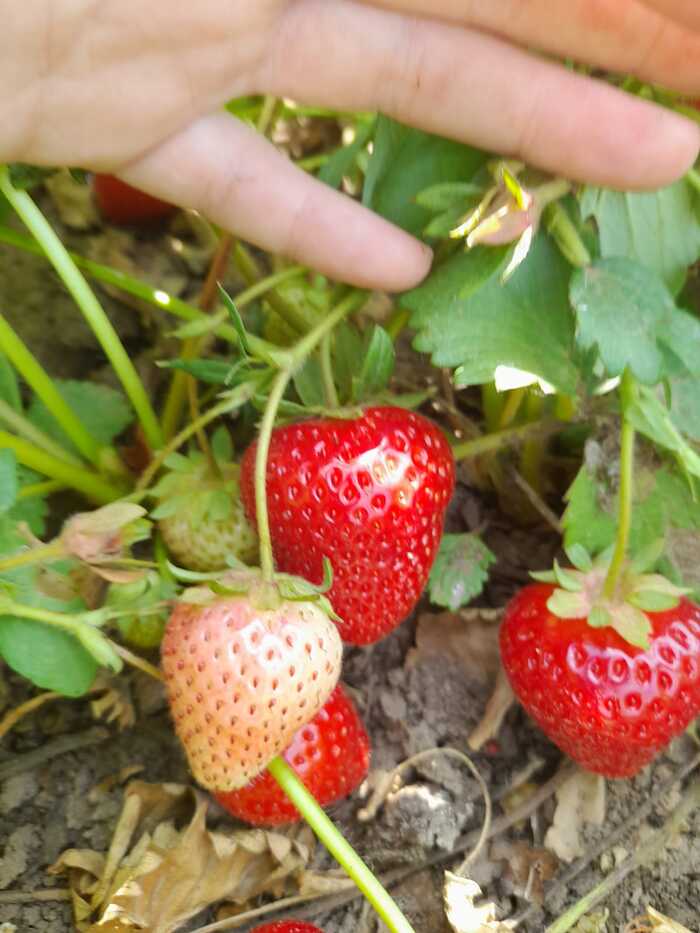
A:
[0,314,102,466]
[602,368,636,598]
[0,430,126,503]
[268,756,415,933]
[252,289,415,932]
[0,166,163,450]
[0,398,83,466]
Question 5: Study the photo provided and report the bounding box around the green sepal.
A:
[629,591,680,612]
[587,606,612,629]
[217,285,251,356]
[565,543,593,573]
[73,624,123,673]
[552,560,583,592]
[610,604,652,650]
[530,569,558,584]
[546,588,588,618]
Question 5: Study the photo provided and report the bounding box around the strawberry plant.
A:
[0,80,698,930]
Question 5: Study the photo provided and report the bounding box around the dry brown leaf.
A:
[468,667,515,751]
[50,781,315,933]
[443,872,516,932]
[408,612,501,683]
[490,841,557,905]
[544,770,606,863]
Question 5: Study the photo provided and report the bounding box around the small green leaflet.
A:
[428,533,496,611]
[404,234,579,393]
[628,386,700,479]
[569,258,700,387]
[28,380,133,453]
[363,116,487,236]
[160,358,235,385]
[0,617,98,696]
[353,326,395,402]
[579,180,700,295]
[294,357,326,408]
[319,118,375,190]
[332,323,364,404]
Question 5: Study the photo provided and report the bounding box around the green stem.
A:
[544,201,592,268]
[255,370,292,583]
[603,369,636,598]
[0,431,126,504]
[17,479,65,500]
[0,317,101,465]
[319,334,339,408]
[267,757,415,933]
[0,225,242,345]
[254,289,366,583]
[136,395,242,492]
[0,597,101,633]
[0,168,163,450]
[0,398,83,466]
[0,540,64,573]
[451,419,561,461]
[233,242,312,335]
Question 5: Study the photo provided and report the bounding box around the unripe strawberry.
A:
[152,452,258,572]
[161,573,342,791]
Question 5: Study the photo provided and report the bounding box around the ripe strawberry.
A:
[500,582,700,777]
[215,684,370,826]
[92,174,175,226]
[249,923,325,933]
[151,452,258,572]
[161,574,342,791]
[240,407,455,645]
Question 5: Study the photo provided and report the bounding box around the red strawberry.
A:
[92,174,175,226]
[215,684,370,825]
[161,573,342,791]
[249,923,325,933]
[500,582,700,777]
[241,407,455,645]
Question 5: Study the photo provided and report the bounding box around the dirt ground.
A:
[0,201,698,932]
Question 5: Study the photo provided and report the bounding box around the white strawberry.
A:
[160,573,342,790]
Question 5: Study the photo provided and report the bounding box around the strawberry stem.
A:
[254,291,367,582]
[0,539,65,573]
[267,756,416,933]
[603,368,636,599]
[0,166,163,451]
[319,333,339,408]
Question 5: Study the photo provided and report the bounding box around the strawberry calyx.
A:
[531,545,690,649]
[178,561,341,621]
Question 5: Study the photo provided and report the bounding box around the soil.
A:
[0,191,699,933]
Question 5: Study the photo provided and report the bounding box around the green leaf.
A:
[571,259,697,385]
[0,450,17,514]
[428,533,496,611]
[628,387,700,479]
[10,467,49,536]
[354,326,395,402]
[423,204,476,239]
[579,179,700,294]
[218,285,250,355]
[0,351,21,412]
[333,323,365,405]
[565,543,593,572]
[404,235,579,393]
[319,119,375,189]
[669,371,700,441]
[658,307,700,377]
[363,117,487,235]
[27,380,133,453]
[211,426,233,462]
[0,616,98,695]
[294,357,326,408]
[73,623,122,672]
[158,358,235,385]
[415,182,482,211]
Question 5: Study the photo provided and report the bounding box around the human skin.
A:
[1,0,699,289]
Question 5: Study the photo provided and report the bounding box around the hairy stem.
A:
[268,757,415,933]
[0,316,101,465]
[0,540,65,573]
[0,168,163,450]
[0,431,126,503]
[603,368,636,598]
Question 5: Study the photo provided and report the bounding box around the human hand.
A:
[3,0,699,290]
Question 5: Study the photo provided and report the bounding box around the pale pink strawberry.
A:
[161,574,342,791]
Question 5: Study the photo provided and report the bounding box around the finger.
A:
[361,0,700,95]
[639,0,700,31]
[117,113,433,291]
[259,0,699,190]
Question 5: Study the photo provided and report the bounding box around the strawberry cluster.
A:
[160,406,455,823]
